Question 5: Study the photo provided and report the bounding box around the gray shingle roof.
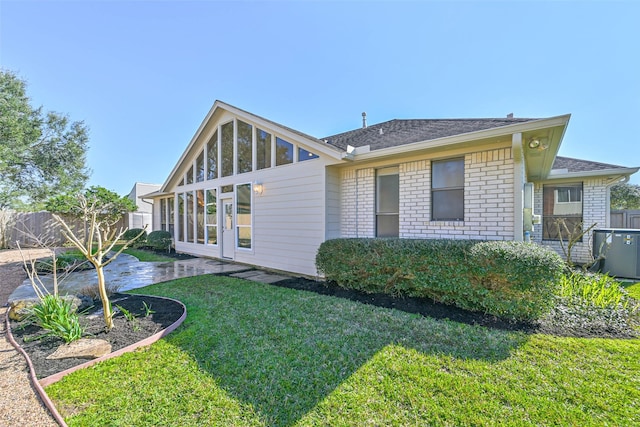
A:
[552,156,630,173]
[322,118,536,151]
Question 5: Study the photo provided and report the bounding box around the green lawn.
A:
[112,246,177,262]
[46,275,640,426]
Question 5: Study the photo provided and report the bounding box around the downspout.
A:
[512,133,524,241]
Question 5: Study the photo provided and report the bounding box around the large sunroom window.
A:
[298,147,319,162]
[207,130,218,180]
[237,120,253,174]
[196,150,205,182]
[196,190,205,244]
[206,189,217,245]
[221,121,234,177]
[276,137,293,166]
[257,128,272,170]
[236,184,252,249]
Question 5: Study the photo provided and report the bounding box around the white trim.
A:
[349,115,571,162]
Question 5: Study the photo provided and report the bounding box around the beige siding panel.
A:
[325,166,341,239]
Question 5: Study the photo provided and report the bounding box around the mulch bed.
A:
[9,293,184,379]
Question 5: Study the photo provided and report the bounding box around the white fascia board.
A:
[349,114,572,161]
[544,167,639,182]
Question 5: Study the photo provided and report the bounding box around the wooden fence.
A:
[0,210,126,249]
[610,210,640,229]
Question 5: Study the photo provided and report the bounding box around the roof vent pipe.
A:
[362,112,367,128]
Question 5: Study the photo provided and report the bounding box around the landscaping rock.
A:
[46,338,112,360]
[8,298,40,321]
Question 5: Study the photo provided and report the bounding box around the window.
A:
[196,150,205,182]
[275,137,293,166]
[196,190,205,244]
[256,128,272,170]
[236,184,251,249]
[237,120,253,174]
[168,196,175,238]
[376,167,399,237]
[298,147,319,162]
[432,158,464,221]
[187,165,194,184]
[160,199,167,231]
[207,130,218,180]
[187,192,194,243]
[206,189,217,245]
[543,183,583,240]
[221,121,234,177]
[178,193,185,242]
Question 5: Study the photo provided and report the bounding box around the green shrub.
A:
[147,230,173,252]
[30,295,84,343]
[542,272,640,335]
[34,252,89,274]
[122,228,147,244]
[316,238,565,321]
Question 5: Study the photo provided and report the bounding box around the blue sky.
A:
[1,0,639,196]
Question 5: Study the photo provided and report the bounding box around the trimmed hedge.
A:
[315,238,565,321]
[122,228,147,242]
[147,230,173,252]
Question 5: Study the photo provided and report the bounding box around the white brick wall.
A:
[341,147,516,240]
[341,167,375,237]
[533,178,609,264]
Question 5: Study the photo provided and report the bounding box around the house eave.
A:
[541,167,639,184]
[345,115,571,162]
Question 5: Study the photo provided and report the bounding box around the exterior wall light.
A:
[528,138,549,151]
[253,182,264,195]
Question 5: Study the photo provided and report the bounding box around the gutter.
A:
[343,115,571,162]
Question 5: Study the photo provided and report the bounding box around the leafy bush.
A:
[147,230,173,252]
[34,252,89,274]
[316,238,565,321]
[123,228,147,243]
[30,295,84,343]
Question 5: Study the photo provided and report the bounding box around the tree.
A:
[0,70,90,210]
[610,183,640,210]
[47,186,141,331]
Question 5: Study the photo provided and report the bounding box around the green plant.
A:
[30,295,84,343]
[142,301,155,317]
[558,272,632,309]
[35,252,90,274]
[116,304,140,331]
[122,228,147,245]
[543,272,640,335]
[316,238,564,320]
[147,230,172,252]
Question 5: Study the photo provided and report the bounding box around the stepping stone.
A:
[230,270,289,284]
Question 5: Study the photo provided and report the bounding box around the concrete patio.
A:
[8,254,290,302]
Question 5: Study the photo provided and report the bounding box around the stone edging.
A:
[4,294,187,426]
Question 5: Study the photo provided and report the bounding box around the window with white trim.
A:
[431,158,464,221]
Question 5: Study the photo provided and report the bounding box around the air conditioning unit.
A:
[593,229,640,280]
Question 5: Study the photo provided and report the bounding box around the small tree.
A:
[610,183,640,210]
[48,187,142,330]
[555,219,608,271]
